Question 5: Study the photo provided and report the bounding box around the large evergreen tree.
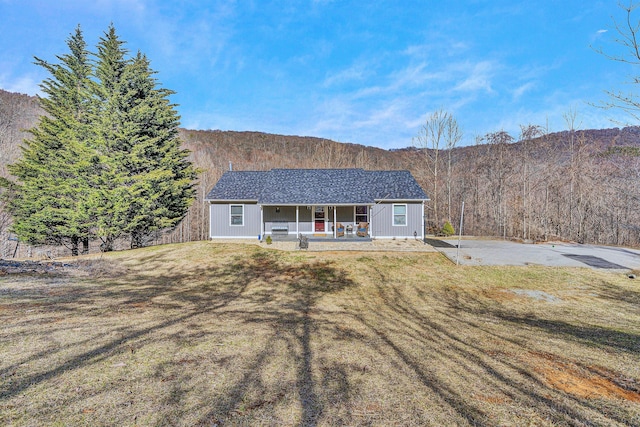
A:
[91,26,197,250]
[119,52,197,248]
[89,25,131,251]
[7,27,95,255]
[5,25,197,254]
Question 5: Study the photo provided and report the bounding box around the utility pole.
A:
[456,201,465,265]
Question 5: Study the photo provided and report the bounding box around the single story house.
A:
[204,168,429,240]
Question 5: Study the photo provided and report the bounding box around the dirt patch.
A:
[528,352,640,402]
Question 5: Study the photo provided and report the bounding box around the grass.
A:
[1,241,639,426]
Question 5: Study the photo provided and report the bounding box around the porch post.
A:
[369,204,373,238]
[260,205,264,240]
[333,206,337,238]
[421,201,425,240]
[296,206,299,236]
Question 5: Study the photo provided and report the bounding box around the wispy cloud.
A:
[323,61,370,87]
[453,61,496,93]
[512,81,536,100]
[402,36,470,59]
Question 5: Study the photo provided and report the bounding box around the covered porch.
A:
[261,204,372,239]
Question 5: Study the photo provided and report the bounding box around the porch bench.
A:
[271,224,289,236]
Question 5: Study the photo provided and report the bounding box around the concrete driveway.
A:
[429,238,640,271]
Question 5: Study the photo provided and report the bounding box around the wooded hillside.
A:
[2,88,640,253]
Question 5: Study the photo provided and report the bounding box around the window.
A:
[393,204,407,226]
[230,205,244,226]
[355,205,368,223]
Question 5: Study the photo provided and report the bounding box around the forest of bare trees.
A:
[1,88,640,256]
[151,116,640,249]
[438,125,640,247]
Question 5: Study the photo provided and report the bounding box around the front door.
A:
[314,206,325,232]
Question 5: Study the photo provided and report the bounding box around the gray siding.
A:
[262,206,316,235]
[371,203,423,238]
[297,207,313,233]
[263,206,297,222]
[210,203,261,238]
[264,206,296,234]
[336,206,353,224]
[209,202,423,239]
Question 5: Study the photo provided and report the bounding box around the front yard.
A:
[1,242,639,426]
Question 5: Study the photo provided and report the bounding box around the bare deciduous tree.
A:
[445,116,462,222]
[413,110,461,229]
[593,1,640,122]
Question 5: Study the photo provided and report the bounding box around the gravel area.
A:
[227,238,438,252]
[434,238,640,271]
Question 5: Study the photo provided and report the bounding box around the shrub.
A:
[441,221,455,236]
[266,235,273,245]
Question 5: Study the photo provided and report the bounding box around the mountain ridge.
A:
[2,88,640,248]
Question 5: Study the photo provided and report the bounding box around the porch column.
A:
[369,204,373,238]
[421,201,426,240]
[333,206,337,238]
[260,205,264,240]
[296,206,299,236]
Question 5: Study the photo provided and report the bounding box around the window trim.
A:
[230,204,244,226]
[392,203,407,226]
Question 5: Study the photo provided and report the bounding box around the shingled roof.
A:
[205,169,428,204]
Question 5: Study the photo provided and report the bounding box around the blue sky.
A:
[0,0,635,149]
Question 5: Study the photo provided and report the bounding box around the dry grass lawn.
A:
[1,241,639,426]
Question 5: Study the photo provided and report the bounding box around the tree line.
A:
[0,26,197,255]
[176,123,640,248]
[3,84,640,253]
[415,119,640,247]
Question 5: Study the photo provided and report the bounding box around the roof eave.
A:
[205,199,259,203]
[260,202,375,206]
[374,198,430,203]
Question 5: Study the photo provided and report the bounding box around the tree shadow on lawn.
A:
[596,280,640,307]
[3,250,639,426]
[0,263,246,396]
[344,263,640,426]
[495,314,640,354]
[0,248,358,426]
[191,250,359,426]
[0,260,252,381]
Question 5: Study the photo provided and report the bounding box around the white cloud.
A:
[387,62,434,89]
[402,36,470,59]
[453,61,495,93]
[512,81,536,100]
[0,74,41,96]
[323,62,369,87]
[352,100,406,129]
